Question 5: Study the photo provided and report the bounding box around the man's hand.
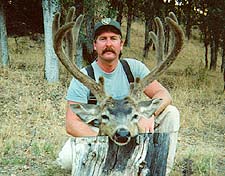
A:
[138,115,155,133]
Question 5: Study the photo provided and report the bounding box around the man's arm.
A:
[138,80,172,133]
[66,101,98,137]
[144,80,172,116]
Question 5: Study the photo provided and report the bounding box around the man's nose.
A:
[105,38,112,46]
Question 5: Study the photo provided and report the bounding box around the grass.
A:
[0,23,224,175]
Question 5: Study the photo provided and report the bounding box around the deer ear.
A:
[70,104,101,124]
[138,98,162,117]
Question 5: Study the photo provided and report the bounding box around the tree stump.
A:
[71,133,169,176]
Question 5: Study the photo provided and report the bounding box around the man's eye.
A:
[111,37,119,41]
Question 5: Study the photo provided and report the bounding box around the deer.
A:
[52,7,184,146]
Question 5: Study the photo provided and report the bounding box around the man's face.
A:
[94,31,124,62]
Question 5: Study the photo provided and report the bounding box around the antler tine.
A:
[72,14,83,56]
[53,9,106,102]
[65,6,76,23]
[143,15,184,87]
[149,17,165,65]
[65,7,76,61]
[52,12,60,37]
[169,12,178,23]
[168,12,178,50]
[130,13,184,99]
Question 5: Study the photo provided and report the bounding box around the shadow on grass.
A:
[41,165,71,176]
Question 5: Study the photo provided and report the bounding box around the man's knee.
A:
[56,138,73,170]
[155,105,180,133]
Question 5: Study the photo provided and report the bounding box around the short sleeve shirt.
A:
[66,58,150,103]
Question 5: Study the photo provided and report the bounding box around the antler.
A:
[130,12,184,99]
[52,7,106,102]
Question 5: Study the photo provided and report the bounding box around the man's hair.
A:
[94,26,122,41]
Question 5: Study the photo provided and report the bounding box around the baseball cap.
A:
[94,18,122,38]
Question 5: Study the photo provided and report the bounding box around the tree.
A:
[0,0,9,67]
[223,40,225,91]
[42,0,60,82]
[182,0,195,40]
[108,0,125,24]
[196,0,225,91]
[124,0,134,47]
[220,4,225,92]
[5,0,43,37]
[83,0,95,64]
[198,0,210,68]
[207,1,223,70]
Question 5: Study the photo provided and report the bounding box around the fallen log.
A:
[71,133,169,176]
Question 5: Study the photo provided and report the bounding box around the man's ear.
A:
[70,104,100,124]
[120,39,124,50]
[93,41,97,50]
[137,98,162,118]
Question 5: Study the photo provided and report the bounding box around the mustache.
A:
[102,47,116,54]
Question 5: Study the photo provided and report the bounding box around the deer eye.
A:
[89,119,100,127]
[132,114,139,121]
[101,115,109,121]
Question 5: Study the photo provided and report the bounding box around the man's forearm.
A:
[66,118,98,137]
[66,101,98,137]
[144,80,172,117]
[152,90,172,116]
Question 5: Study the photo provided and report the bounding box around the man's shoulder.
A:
[80,61,98,75]
[122,58,150,78]
[122,57,137,62]
[122,58,146,67]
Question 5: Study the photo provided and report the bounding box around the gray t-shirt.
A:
[66,58,150,103]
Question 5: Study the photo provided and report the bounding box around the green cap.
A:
[94,18,122,37]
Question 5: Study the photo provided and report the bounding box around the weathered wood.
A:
[71,133,169,176]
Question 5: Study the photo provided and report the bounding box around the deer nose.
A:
[113,128,131,144]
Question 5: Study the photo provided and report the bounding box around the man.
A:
[57,18,180,175]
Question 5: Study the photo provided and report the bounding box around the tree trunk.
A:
[116,1,124,24]
[185,16,192,40]
[124,0,134,47]
[184,0,193,40]
[124,16,132,47]
[203,30,209,69]
[221,30,225,72]
[222,32,225,92]
[204,42,209,69]
[0,0,9,67]
[71,133,169,176]
[142,0,159,58]
[42,0,60,82]
[143,19,153,58]
[210,36,217,70]
[83,0,95,64]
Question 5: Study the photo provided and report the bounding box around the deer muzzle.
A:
[112,128,131,145]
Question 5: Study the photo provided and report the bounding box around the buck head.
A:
[52,7,184,145]
[70,97,162,145]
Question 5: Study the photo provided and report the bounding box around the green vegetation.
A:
[0,23,224,175]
